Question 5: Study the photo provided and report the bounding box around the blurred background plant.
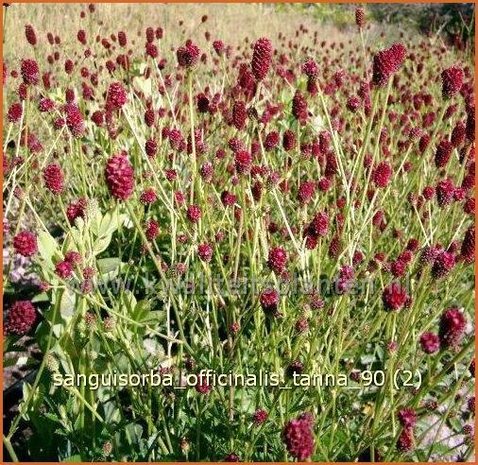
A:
[281,3,474,53]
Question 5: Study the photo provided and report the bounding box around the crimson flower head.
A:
[460,226,474,264]
[382,282,408,311]
[13,230,38,257]
[232,101,247,130]
[431,251,455,279]
[283,130,296,151]
[397,408,417,428]
[434,140,453,169]
[419,332,440,354]
[55,260,74,279]
[65,251,82,265]
[21,59,39,85]
[221,191,236,207]
[309,211,329,237]
[347,96,361,112]
[234,150,252,175]
[25,24,37,46]
[251,37,273,81]
[145,138,158,158]
[282,412,315,461]
[106,82,127,109]
[145,42,158,58]
[43,163,64,194]
[144,109,155,127]
[298,181,316,205]
[441,65,464,99]
[200,161,214,182]
[439,307,466,348]
[198,243,213,262]
[466,104,475,142]
[7,102,22,123]
[176,40,200,68]
[77,29,87,45]
[118,31,127,47]
[372,43,407,87]
[260,288,280,314]
[355,7,366,29]
[397,427,414,452]
[140,188,157,205]
[264,131,279,151]
[268,246,288,274]
[187,204,202,223]
[64,103,85,137]
[292,90,308,123]
[302,58,318,78]
[91,110,104,127]
[105,153,135,201]
[39,98,55,113]
[372,161,392,188]
[66,198,87,224]
[63,198,83,226]
[252,408,268,426]
[5,300,36,335]
[436,178,455,207]
[145,219,159,241]
[64,59,74,75]
[145,26,154,43]
[195,374,212,394]
[451,121,466,148]
[212,40,225,56]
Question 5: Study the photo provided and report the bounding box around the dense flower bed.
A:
[2,3,475,462]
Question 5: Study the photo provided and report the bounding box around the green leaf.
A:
[34,320,53,352]
[97,257,121,275]
[37,230,59,266]
[32,292,50,303]
[131,299,151,322]
[447,416,463,433]
[59,288,76,321]
[141,310,166,327]
[121,290,137,314]
[93,233,113,255]
[91,208,128,255]
[42,412,62,424]
[98,208,122,238]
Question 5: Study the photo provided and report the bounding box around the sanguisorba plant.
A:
[2,4,475,462]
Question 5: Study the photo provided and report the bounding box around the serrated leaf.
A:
[43,412,62,424]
